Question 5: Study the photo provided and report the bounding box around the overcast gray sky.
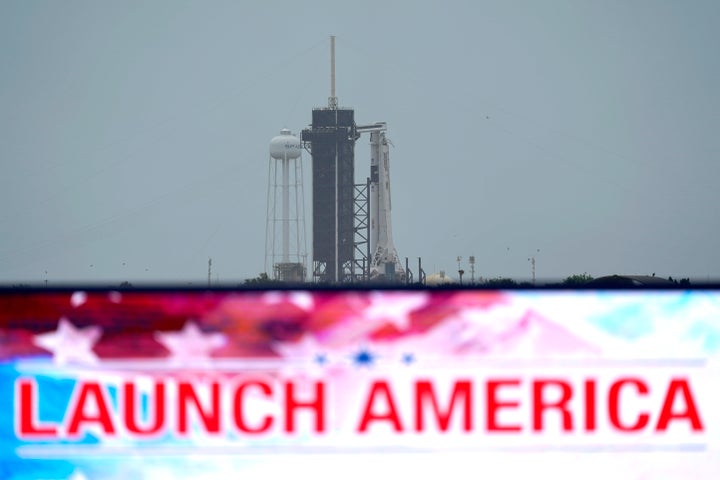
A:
[1,0,718,285]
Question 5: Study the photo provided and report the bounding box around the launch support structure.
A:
[357,122,405,281]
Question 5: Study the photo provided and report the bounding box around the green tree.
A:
[561,273,594,285]
[483,277,518,287]
[243,273,281,285]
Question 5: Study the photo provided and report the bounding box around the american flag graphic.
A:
[1,289,719,479]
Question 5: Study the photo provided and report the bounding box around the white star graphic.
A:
[273,333,324,359]
[70,291,87,308]
[33,318,101,366]
[321,293,429,346]
[154,321,226,365]
[273,334,331,378]
[363,292,429,330]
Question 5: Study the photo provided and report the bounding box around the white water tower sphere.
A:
[265,129,307,282]
[270,128,302,160]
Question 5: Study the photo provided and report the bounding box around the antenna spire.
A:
[329,35,338,109]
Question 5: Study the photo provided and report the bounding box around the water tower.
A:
[265,128,307,282]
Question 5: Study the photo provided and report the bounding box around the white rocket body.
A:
[368,127,404,280]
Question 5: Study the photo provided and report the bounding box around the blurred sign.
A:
[1,289,719,479]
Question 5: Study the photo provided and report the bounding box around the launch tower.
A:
[300,35,406,283]
[301,36,360,283]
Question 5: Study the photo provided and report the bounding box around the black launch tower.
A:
[301,108,359,283]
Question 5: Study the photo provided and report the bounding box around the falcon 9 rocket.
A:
[366,124,405,281]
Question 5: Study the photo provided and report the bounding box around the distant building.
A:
[425,271,455,286]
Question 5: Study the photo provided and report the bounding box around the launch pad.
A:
[297,36,406,284]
